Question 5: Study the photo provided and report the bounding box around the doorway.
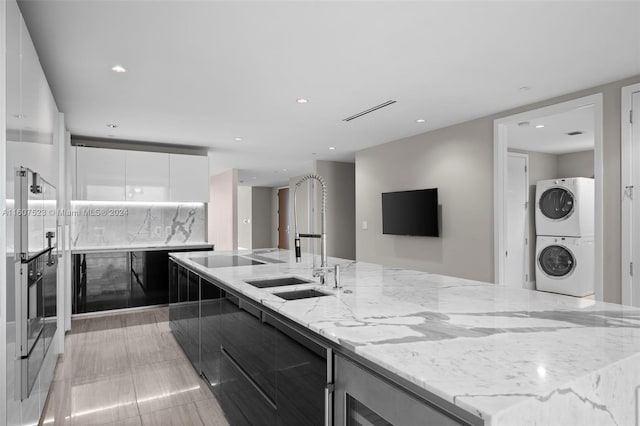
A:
[622,83,640,306]
[277,187,290,249]
[494,94,604,299]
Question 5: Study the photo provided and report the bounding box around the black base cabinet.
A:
[169,259,482,426]
[169,259,327,425]
[73,246,211,314]
[168,260,201,370]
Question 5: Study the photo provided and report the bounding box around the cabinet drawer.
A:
[335,354,469,426]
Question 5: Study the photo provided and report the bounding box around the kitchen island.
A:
[169,248,640,426]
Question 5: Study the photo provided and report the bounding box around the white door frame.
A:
[494,94,604,300]
[506,151,530,288]
[621,83,640,305]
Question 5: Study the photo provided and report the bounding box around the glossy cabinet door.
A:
[199,278,223,388]
[76,147,126,201]
[272,317,327,425]
[19,9,57,146]
[125,151,170,201]
[169,154,209,202]
[185,269,201,370]
[6,0,57,147]
[6,0,20,144]
[169,263,191,364]
[172,265,329,425]
[201,279,277,425]
[74,149,207,202]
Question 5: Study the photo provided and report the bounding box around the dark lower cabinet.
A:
[169,262,200,369]
[73,246,212,314]
[169,260,481,426]
[273,318,326,425]
[169,259,327,425]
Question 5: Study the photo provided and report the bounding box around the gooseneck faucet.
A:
[293,173,328,284]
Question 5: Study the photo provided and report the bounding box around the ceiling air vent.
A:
[566,131,583,136]
[342,100,397,122]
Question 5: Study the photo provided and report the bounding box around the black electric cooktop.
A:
[190,255,266,268]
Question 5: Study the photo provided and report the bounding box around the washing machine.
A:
[535,236,594,297]
[535,177,594,237]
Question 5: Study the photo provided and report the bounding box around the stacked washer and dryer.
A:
[535,177,595,297]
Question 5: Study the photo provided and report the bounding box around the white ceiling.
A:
[507,105,595,154]
[18,0,640,186]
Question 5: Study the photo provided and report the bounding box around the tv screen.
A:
[382,188,439,237]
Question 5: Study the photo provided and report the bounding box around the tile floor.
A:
[40,307,230,426]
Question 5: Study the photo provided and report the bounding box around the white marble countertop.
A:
[170,248,640,426]
[71,242,213,254]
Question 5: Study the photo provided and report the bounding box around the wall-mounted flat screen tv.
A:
[382,188,439,237]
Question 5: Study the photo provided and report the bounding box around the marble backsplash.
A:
[70,202,206,249]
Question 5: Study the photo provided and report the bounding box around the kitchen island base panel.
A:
[169,256,475,426]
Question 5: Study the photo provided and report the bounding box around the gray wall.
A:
[315,161,356,260]
[288,173,317,255]
[251,187,273,249]
[356,74,640,303]
[288,161,356,260]
[357,118,494,281]
[558,150,594,178]
[236,186,275,250]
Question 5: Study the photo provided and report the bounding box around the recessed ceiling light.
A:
[519,86,531,92]
[13,114,26,119]
[282,169,287,172]
[106,123,118,128]
[234,137,243,141]
[535,124,545,129]
[416,119,426,123]
[517,121,530,127]
[329,147,336,150]
[111,65,127,73]
[252,177,257,180]
[296,98,308,104]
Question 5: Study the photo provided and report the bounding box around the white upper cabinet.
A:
[6,1,20,143]
[125,151,170,201]
[76,147,126,201]
[74,148,208,202]
[19,12,58,146]
[169,154,209,202]
[6,0,60,196]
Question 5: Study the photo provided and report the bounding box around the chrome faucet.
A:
[293,173,329,284]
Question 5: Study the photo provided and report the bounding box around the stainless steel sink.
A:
[273,289,331,300]
[244,276,313,288]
